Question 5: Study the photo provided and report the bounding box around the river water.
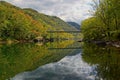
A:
[0,41,120,80]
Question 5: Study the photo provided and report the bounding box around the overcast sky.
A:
[3,0,93,24]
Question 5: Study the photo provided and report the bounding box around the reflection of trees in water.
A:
[46,40,74,48]
[82,43,120,80]
[0,41,77,80]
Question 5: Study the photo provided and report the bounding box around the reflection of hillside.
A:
[46,40,82,48]
[46,40,74,48]
[0,41,78,80]
[82,43,120,80]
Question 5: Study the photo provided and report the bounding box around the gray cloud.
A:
[3,0,93,24]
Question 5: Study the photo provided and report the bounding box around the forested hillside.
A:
[0,1,47,41]
[23,8,78,31]
[81,0,120,41]
[0,1,74,41]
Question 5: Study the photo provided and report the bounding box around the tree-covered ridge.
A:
[0,1,74,41]
[23,8,78,31]
[81,0,120,41]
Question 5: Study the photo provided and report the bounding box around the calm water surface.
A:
[0,41,120,80]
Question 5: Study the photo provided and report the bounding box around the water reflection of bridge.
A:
[47,31,81,39]
[48,47,81,49]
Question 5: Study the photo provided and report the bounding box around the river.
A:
[0,41,120,80]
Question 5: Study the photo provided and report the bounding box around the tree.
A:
[81,0,120,41]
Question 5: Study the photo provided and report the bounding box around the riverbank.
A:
[0,38,67,44]
[78,39,120,48]
[106,41,120,48]
[90,41,120,48]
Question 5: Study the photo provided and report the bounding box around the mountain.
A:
[23,8,78,31]
[67,22,80,30]
[0,1,75,41]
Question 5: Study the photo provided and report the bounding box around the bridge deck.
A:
[47,31,81,33]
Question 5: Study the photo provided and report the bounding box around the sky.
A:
[3,0,93,24]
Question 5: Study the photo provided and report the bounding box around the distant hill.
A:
[67,22,80,30]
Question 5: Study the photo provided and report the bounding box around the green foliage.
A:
[81,0,120,41]
[81,17,106,40]
[0,1,46,40]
